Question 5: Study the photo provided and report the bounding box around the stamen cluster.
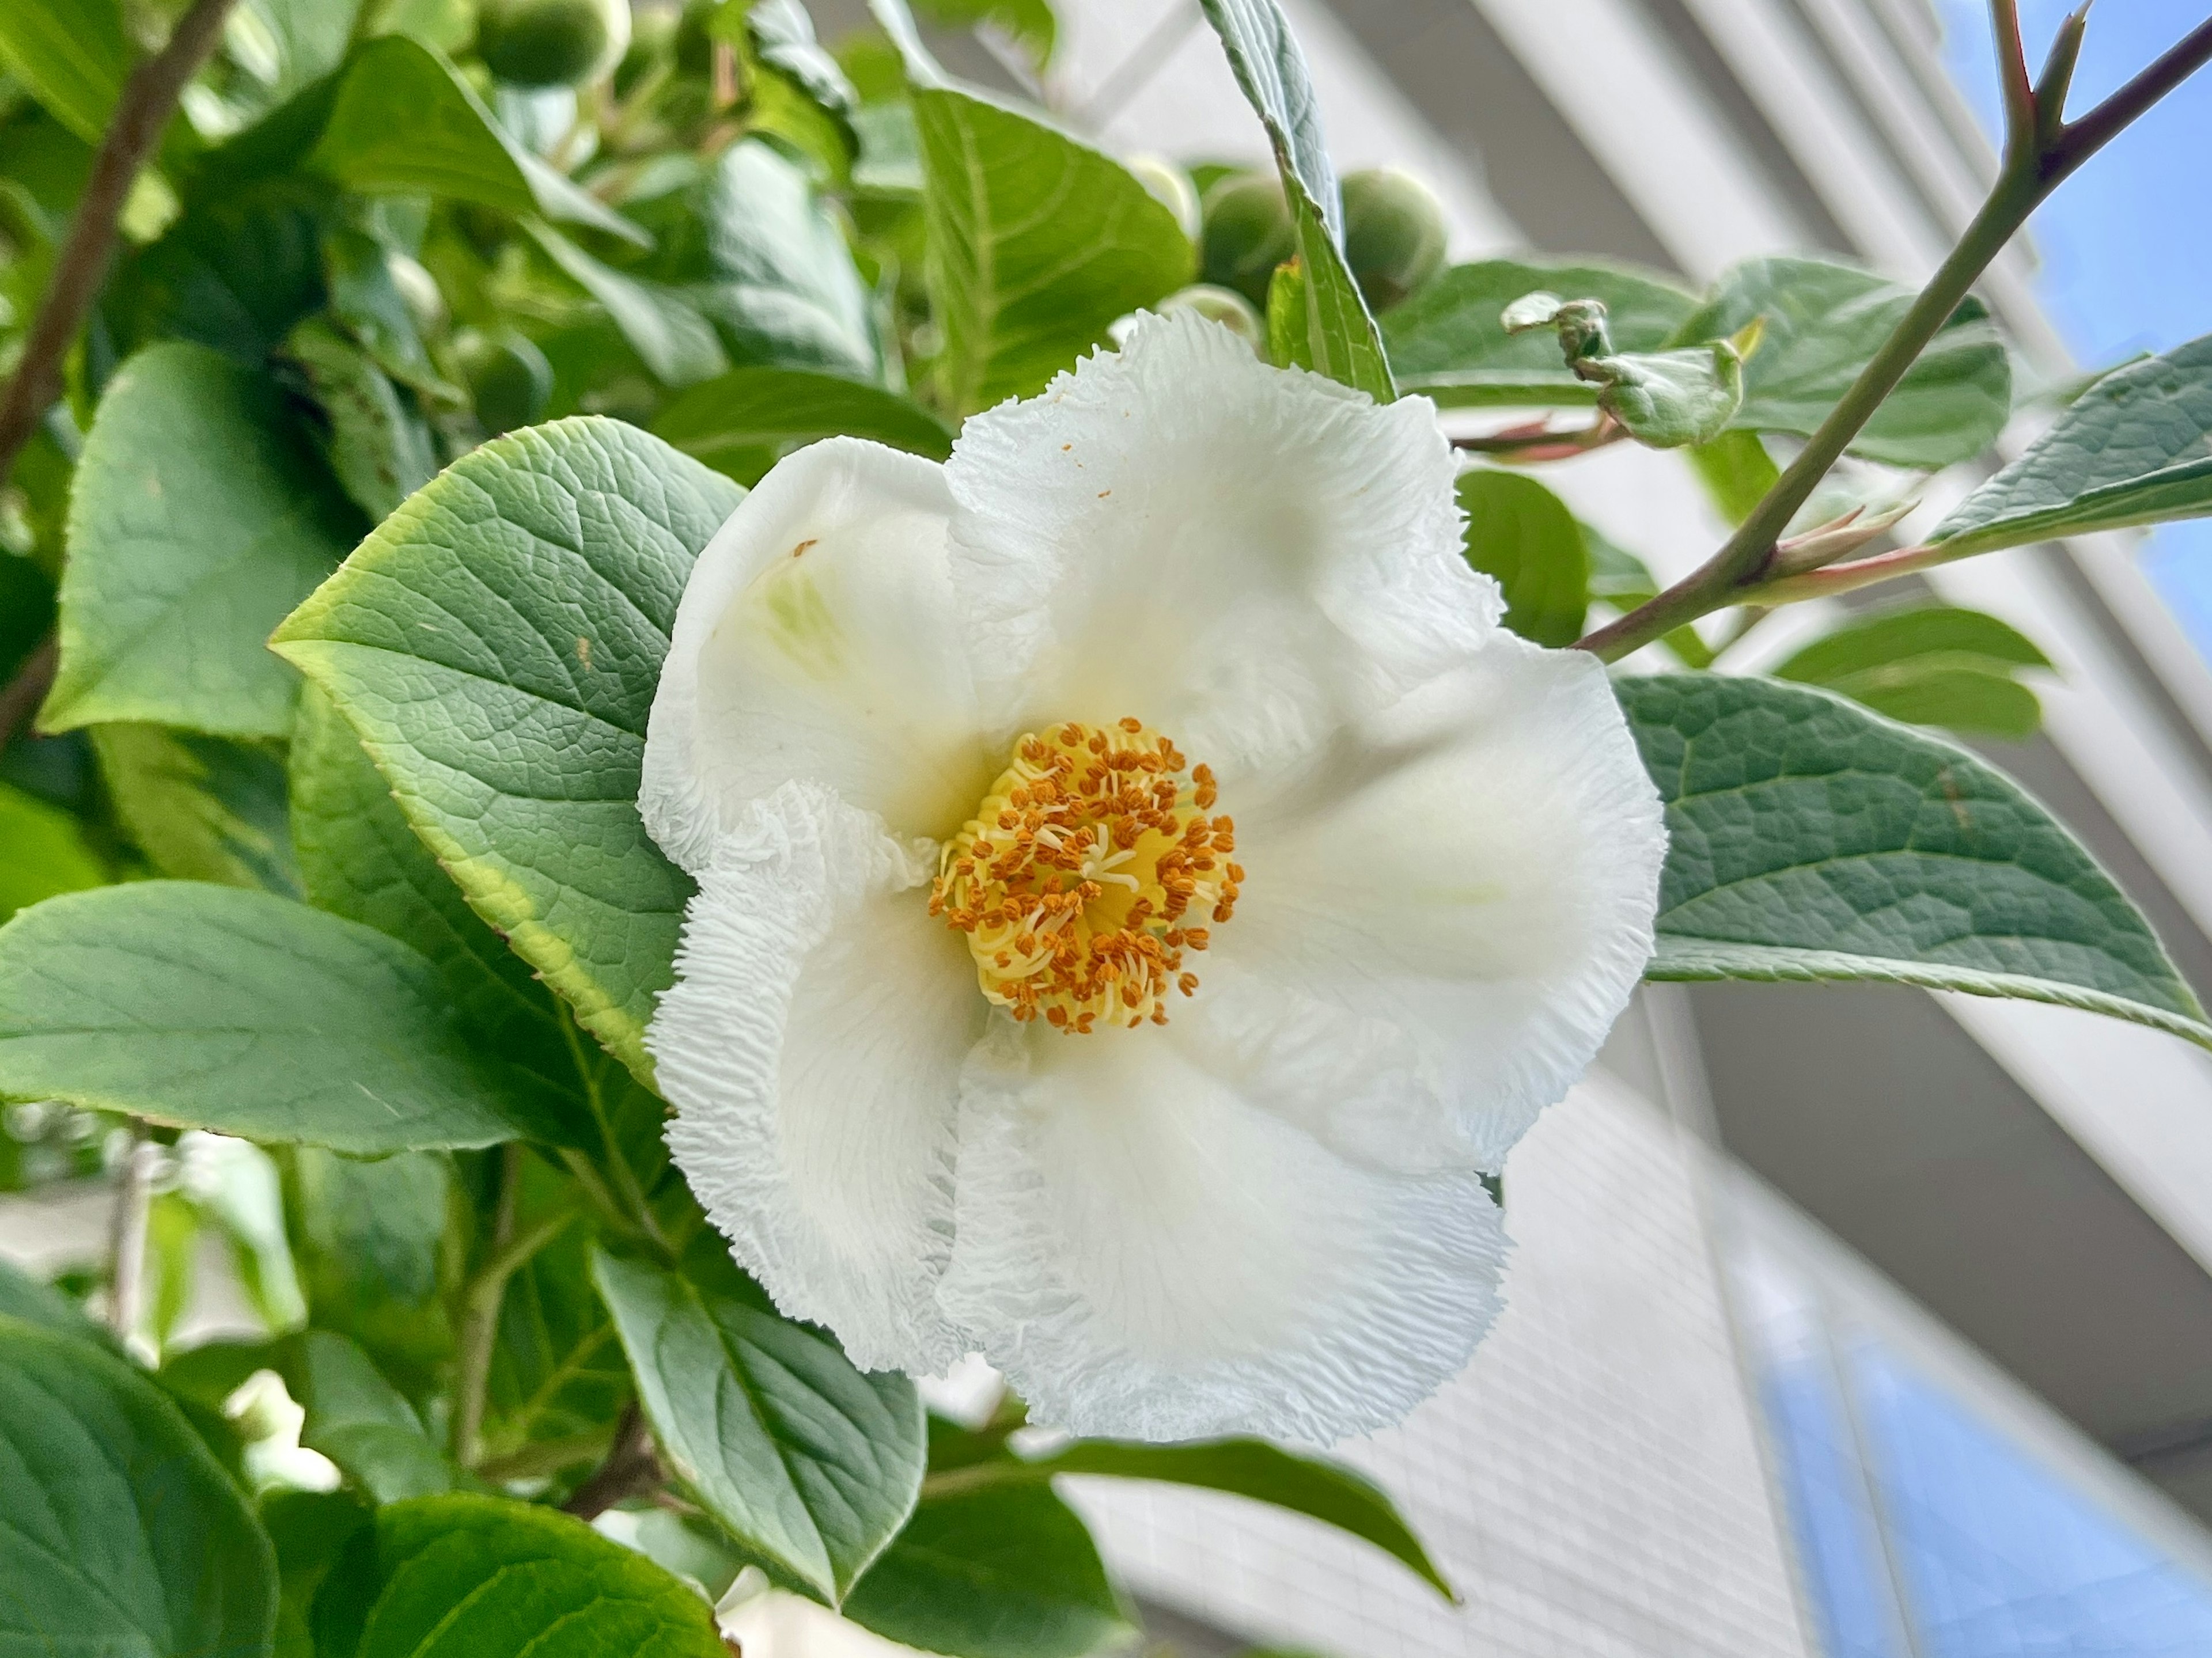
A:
[930,719,1241,1032]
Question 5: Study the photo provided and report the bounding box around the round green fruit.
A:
[476,0,631,88]
[454,328,554,434]
[1340,166,1448,313]
[1200,171,1295,309]
[1157,284,1266,355]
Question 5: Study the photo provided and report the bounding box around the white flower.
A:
[641,313,1666,1444]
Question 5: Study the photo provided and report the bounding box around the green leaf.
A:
[92,723,304,894]
[1686,429,1779,526]
[1672,257,2010,468]
[0,1254,119,1352]
[916,85,1191,413]
[652,365,955,484]
[272,418,743,1083]
[282,317,441,523]
[289,1328,456,1503]
[0,777,104,922]
[266,1489,375,1658]
[0,0,127,142]
[1930,331,2212,556]
[912,0,1055,68]
[325,1493,727,1658]
[43,344,362,739]
[112,179,330,362]
[628,140,880,380]
[324,226,449,399]
[591,1247,926,1604]
[291,1147,453,1398]
[290,682,575,1093]
[1383,259,1697,407]
[1771,605,2051,740]
[1456,469,1588,647]
[307,36,646,245]
[1024,1437,1450,1599]
[1199,0,1389,399]
[529,223,730,389]
[0,882,536,1151]
[0,1315,279,1656]
[1621,673,2212,1045]
[844,1482,1130,1658]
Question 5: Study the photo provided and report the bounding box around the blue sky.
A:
[1934,1,2212,645]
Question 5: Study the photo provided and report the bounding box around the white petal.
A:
[650,781,984,1374]
[945,310,1500,782]
[642,438,997,871]
[938,1018,1508,1444]
[1217,632,1666,1170]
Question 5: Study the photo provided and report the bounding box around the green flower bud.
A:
[1124,154,1200,243]
[476,0,631,88]
[1340,166,1448,313]
[1200,171,1295,310]
[454,328,554,434]
[1157,283,1266,355]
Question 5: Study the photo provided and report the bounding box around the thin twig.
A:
[562,1403,661,1519]
[0,0,238,483]
[1574,4,2212,661]
[106,1121,156,1353]
[0,634,56,749]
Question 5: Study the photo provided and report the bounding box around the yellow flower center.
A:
[929,719,1241,1033]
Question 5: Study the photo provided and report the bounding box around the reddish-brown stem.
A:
[0,0,238,483]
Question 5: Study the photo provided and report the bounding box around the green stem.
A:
[556,1004,671,1255]
[1574,5,2212,663]
[450,1147,577,1466]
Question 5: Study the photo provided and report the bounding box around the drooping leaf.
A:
[272,418,743,1084]
[590,1247,926,1604]
[915,85,1191,413]
[1199,0,1389,399]
[0,778,104,921]
[1930,332,2212,556]
[282,317,441,523]
[844,1482,1130,1658]
[290,683,575,1093]
[306,36,645,245]
[0,882,538,1151]
[627,139,881,380]
[287,1328,456,1503]
[1620,673,2212,1045]
[320,1494,726,1658]
[323,226,449,399]
[1672,257,2010,468]
[0,0,127,143]
[0,1315,279,1657]
[176,1132,308,1333]
[42,344,361,739]
[529,223,730,389]
[652,365,954,484]
[1021,1436,1452,1599]
[1384,259,1698,407]
[480,1168,626,1475]
[1771,605,2051,740]
[1456,469,1588,647]
[93,723,303,894]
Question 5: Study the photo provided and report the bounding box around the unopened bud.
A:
[1340,167,1447,312]
[1124,154,1200,242]
[1157,284,1266,355]
[1200,172,1295,309]
[453,328,554,435]
[476,0,632,88]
